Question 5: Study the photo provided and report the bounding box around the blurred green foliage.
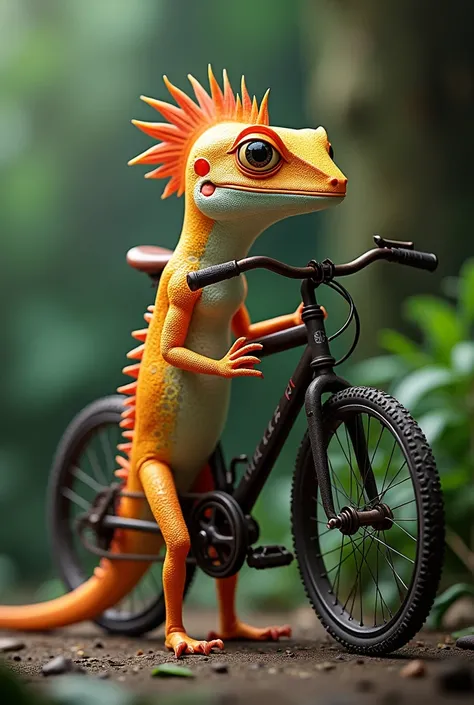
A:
[354,260,474,585]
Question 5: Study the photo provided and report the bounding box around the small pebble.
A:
[335,654,345,661]
[93,640,104,649]
[437,662,474,693]
[444,635,455,645]
[211,662,229,674]
[268,667,278,675]
[400,659,426,678]
[415,640,424,647]
[132,666,140,673]
[437,642,450,650]
[42,656,79,677]
[285,649,295,658]
[98,672,109,680]
[455,635,474,650]
[136,650,144,656]
[0,638,25,653]
[316,661,335,672]
[118,676,126,682]
[76,650,88,658]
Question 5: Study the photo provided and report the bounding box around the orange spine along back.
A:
[115,305,154,480]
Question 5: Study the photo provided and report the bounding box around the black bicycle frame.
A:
[232,279,350,521]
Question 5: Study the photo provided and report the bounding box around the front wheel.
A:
[292,386,444,655]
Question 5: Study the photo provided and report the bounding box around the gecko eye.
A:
[237,140,281,173]
[328,144,334,160]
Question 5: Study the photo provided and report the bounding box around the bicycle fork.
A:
[301,280,382,530]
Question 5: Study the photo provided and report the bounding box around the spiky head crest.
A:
[128,66,270,198]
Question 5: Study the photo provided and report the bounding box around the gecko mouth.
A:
[200,181,345,198]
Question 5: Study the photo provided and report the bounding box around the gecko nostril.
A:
[329,178,340,187]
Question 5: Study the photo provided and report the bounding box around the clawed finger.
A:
[229,342,263,360]
[231,355,261,369]
[232,368,263,378]
[229,337,247,354]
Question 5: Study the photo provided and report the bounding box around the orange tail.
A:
[0,477,162,631]
[0,309,159,632]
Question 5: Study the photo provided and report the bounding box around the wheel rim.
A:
[55,413,166,624]
[301,404,421,637]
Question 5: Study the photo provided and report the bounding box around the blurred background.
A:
[1,0,474,619]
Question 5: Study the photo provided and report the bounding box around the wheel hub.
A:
[327,503,393,535]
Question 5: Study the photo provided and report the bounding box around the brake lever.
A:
[373,234,414,250]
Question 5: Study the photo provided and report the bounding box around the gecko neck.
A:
[174,200,268,266]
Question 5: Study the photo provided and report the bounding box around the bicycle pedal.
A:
[246,545,294,569]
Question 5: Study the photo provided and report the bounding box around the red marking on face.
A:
[194,158,211,176]
[201,181,216,197]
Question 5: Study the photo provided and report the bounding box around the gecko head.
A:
[188,121,347,223]
[129,67,346,228]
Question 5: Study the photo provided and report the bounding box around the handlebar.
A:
[186,236,438,292]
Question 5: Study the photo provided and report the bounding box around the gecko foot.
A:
[208,621,292,642]
[165,631,224,658]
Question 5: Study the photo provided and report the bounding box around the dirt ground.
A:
[2,609,474,704]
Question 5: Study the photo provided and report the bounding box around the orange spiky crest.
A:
[128,66,271,199]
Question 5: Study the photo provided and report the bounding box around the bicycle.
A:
[49,234,444,654]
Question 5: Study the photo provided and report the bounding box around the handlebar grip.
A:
[388,247,438,272]
[187,260,241,291]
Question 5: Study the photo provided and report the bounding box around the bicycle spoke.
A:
[85,447,108,485]
[101,428,117,478]
[376,473,410,503]
[370,533,414,564]
[389,517,417,542]
[329,457,353,507]
[375,538,408,593]
[334,430,364,500]
[61,487,91,511]
[351,531,393,621]
[380,458,407,497]
[332,534,346,603]
[323,532,369,576]
[390,499,416,511]
[71,465,104,493]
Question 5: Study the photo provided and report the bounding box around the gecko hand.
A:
[293,303,327,326]
[217,337,263,378]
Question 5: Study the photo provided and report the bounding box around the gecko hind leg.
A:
[139,459,224,658]
[192,466,292,643]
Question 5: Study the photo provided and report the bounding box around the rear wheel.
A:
[48,395,196,637]
[292,386,444,654]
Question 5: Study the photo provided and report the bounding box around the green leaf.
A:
[404,296,465,364]
[379,329,431,368]
[350,355,406,386]
[451,341,474,376]
[151,664,195,678]
[392,366,454,410]
[417,408,459,445]
[47,675,132,705]
[458,258,474,325]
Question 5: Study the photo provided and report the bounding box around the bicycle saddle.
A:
[126,245,173,274]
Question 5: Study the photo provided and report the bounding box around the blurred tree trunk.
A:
[301,0,474,352]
